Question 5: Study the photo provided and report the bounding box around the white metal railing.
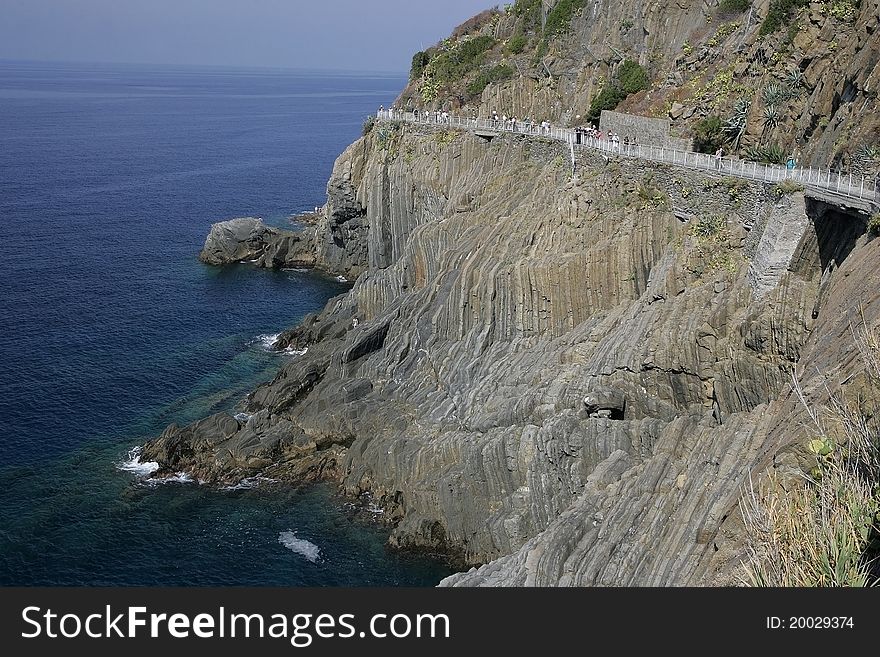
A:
[376,110,879,204]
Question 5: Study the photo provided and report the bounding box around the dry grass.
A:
[740,317,880,587]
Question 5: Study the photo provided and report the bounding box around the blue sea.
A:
[0,61,451,585]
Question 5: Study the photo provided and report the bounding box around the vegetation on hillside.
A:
[587,60,650,123]
[760,0,810,35]
[741,326,880,586]
[467,64,515,98]
[543,0,588,39]
[431,35,497,84]
[399,0,876,188]
[692,115,728,154]
[717,0,752,16]
[744,143,787,165]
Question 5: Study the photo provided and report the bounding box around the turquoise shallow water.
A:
[0,61,452,586]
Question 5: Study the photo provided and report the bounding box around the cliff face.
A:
[143,114,875,583]
[140,3,880,585]
[398,0,879,176]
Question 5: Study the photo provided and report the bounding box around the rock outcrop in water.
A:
[144,4,880,585]
[198,217,316,269]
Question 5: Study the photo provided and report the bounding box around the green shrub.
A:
[760,0,810,36]
[362,115,376,136]
[745,143,787,165]
[507,33,528,54]
[774,179,805,195]
[512,0,541,19]
[431,35,496,83]
[823,0,860,22]
[718,0,751,15]
[869,213,880,235]
[544,0,588,37]
[586,60,649,123]
[693,115,728,154]
[618,59,649,95]
[587,85,626,123]
[691,215,726,238]
[467,63,515,98]
[410,51,431,80]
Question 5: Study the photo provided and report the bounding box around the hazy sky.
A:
[0,0,496,72]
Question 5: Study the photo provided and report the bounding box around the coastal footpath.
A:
[142,2,879,585]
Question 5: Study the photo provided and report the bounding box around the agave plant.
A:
[762,82,787,107]
[852,144,880,176]
[786,68,805,89]
[764,143,786,165]
[763,104,781,130]
[725,96,751,150]
[745,143,786,165]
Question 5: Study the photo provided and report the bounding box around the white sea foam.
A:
[254,333,281,351]
[279,531,322,563]
[234,412,253,423]
[335,275,349,283]
[251,333,308,356]
[282,267,310,273]
[160,472,195,484]
[117,446,160,477]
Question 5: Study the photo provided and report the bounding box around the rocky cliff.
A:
[399,0,879,176]
[141,3,880,586]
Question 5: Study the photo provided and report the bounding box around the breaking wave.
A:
[117,446,159,477]
[278,531,321,563]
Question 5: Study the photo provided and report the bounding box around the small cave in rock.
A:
[583,386,627,421]
[807,198,865,273]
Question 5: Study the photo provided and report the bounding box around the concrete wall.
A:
[599,109,690,150]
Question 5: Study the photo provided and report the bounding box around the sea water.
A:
[0,61,452,586]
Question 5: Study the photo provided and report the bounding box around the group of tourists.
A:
[380,105,633,150]
[381,105,461,124]
[376,104,878,205]
[488,110,553,135]
[573,125,629,153]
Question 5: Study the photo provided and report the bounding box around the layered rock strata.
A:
[144,120,873,585]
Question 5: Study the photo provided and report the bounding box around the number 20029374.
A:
[766,617,854,629]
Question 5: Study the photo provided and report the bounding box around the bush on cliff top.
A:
[466,63,515,99]
[692,115,728,154]
[717,0,751,16]
[431,35,496,84]
[410,50,431,80]
[512,0,542,27]
[451,8,501,39]
[543,0,588,38]
[760,0,809,36]
[586,59,649,123]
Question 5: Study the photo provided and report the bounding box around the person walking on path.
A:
[715,147,724,170]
